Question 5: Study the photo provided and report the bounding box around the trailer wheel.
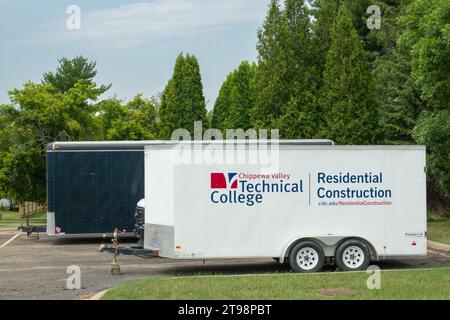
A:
[335,239,370,271]
[288,241,325,273]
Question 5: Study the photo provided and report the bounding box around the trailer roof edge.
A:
[47,140,426,151]
[47,139,335,151]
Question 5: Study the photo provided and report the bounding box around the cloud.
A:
[17,0,268,47]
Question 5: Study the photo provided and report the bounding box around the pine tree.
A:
[159,53,207,139]
[321,4,379,144]
[43,55,111,94]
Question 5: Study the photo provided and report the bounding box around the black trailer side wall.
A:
[47,149,144,235]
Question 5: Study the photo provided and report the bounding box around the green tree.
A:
[212,71,234,131]
[97,94,158,140]
[205,110,213,129]
[398,0,450,110]
[313,0,376,57]
[400,0,450,207]
[312,0,338,73]
[252,0,319,137]
[370,0,425,144]
[105,119,152,140]
[366,0,411,56]
[251,0,287,130]
[0,81,102,203]
[212,61,255,132]
[413,110,450,201]
[159,53,207,139]
[321,4,379,144]
[97,98,127,137]
[374,49,424,144]
[43,55,111,94]
[126,94,158,137]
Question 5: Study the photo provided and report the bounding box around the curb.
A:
[428,240,450,254]
[87,289,109,300]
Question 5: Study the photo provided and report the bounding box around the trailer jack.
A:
[110,228,121,275]
[99,228,160,275]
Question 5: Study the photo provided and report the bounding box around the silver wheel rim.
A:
[296,247,319,270]
[342,246,365,269]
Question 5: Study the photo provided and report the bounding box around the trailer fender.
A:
[279,237,335,264]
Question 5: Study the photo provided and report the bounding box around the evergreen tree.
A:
[374,49,424,144]
[212,61,255,132]
[404,0,450,206]
[205,110,214,129]
[251,0,287,130]
[159,53,207,139]
[43,55,111,94]
[252,0,319,137]
[365,0,408,56]
[313,0,374,57]
[312,0,338,73]
[321,4,379,144]
[212,72,234,131]
[370,0,424,144]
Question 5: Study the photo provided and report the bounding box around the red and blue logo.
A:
[211,173,238,189]
[210,171,303,206]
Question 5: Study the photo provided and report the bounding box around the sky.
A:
[0,0,269,109]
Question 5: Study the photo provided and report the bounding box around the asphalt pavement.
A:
[0,231,449,300]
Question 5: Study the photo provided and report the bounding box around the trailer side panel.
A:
[47,151,144,235]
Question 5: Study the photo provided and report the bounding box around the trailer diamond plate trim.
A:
[144,224,174,258]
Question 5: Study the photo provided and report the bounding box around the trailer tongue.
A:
[99,227,159,274]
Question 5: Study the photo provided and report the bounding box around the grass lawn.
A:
[0,209,46,230]
[102,267,450,300]
[428,218,450,245]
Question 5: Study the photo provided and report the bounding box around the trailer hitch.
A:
[99,228,160,275]
[17,225,46,238]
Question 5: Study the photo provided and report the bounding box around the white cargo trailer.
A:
[143,141,427,272]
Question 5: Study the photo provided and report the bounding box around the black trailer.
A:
[45,139,334,238]
[46,141,148,237]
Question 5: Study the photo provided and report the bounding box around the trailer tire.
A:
[335,239,370,271]
[288,241,325,273]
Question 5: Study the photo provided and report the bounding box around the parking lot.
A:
[0,230,449,300]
